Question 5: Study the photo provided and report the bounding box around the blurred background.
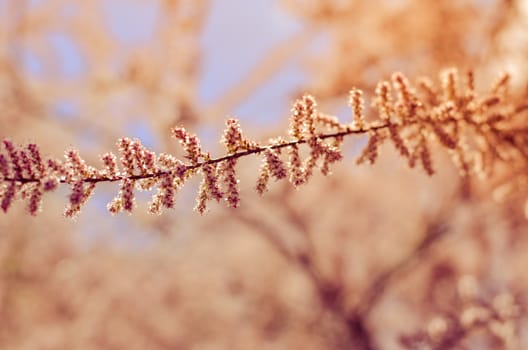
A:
[1,0,528,349]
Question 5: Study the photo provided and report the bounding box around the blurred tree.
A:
[1,0,528,349]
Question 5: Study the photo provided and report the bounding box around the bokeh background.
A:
[1,0,528,349]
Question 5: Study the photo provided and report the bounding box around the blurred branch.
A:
[233,183,461,349]
[356,219,450,317]
[232,207,294,262]
[233,202,376,350]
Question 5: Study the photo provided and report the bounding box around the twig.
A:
[3,122,389,185]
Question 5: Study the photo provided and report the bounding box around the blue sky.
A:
[12,0,311,126]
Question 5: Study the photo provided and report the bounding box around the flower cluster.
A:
[0,140,66,216]
[1,68,527,217]
[357,68,528,182]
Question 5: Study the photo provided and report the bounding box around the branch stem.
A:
[3,123,390,185]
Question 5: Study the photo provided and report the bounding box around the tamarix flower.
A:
[0,69,526,217]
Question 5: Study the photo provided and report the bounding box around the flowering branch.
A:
[1,68,527,217]
[2,126,386,186]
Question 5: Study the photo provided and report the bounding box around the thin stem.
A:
[3,123,390,185]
